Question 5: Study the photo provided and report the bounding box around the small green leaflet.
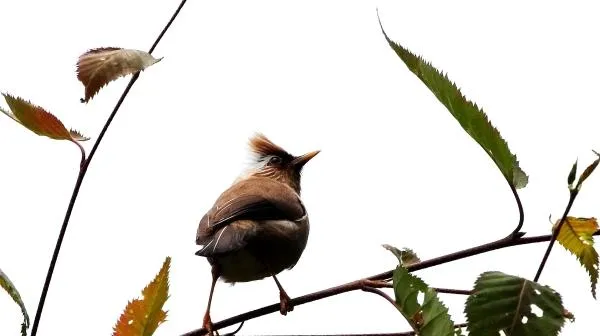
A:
[386,247,456,335]
[377,13,527,190]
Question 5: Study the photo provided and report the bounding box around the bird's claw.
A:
[279,290,294,315]
[203,313,219,336]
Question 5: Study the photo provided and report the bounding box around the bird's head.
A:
[246,133,319,193]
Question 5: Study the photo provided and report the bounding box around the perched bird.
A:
[196,133,319,335]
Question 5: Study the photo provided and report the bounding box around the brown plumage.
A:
[196,133,319,335]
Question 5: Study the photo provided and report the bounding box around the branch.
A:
[357,281,471,295]
[182,231,600,336]
[507,184,525,239]
[29,1,189,335]
[533,189,578,282]
[433,288,472,295]
[361,286,398,311]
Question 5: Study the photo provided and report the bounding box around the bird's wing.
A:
[195,177,305,256]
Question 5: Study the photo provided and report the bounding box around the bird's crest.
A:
[248,133,292,162]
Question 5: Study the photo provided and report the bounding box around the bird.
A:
[195,133,320,335]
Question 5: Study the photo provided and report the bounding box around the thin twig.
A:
[361,286,398,311]
[72,140,86,168]
[182,231,600,336]
[29,1,188,334]
[221,321,245,336]
[359,281,471,295]
[507,184,526,239]
[433,288,472,295]
[533,190,578,282]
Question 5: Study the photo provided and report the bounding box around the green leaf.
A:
[377,15,527,190]
[387,248,455,335]
[465,271,567,336]
[393,266,456,335]
[0,268,30,336]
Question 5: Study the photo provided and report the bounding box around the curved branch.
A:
[29,1,189,335]
[361,286,398,311]
[507,184,525,239]
[221,321,244,336]
[182,230,600,336]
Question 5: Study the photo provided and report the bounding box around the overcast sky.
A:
[1,0,599,335]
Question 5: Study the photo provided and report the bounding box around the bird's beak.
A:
[292,150,320,168]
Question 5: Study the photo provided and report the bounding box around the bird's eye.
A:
[269,156,282,165]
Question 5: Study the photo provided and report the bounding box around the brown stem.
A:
[182,231,599,336]
[432,288,472,295]
[507,184,525,239]
[357,281,471,295]
[361,286,398,310]
[29,1,188,335]
[533,190,578,282]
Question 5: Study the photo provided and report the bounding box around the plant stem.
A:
[533,190,578,282]
[182,230,599,336]
[29,1,188,334]
[433,288,472,295]
[507,184,525,239]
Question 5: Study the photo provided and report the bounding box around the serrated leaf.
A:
[383,244,421,266]
[69,129,91,141]
[387,248,455,335]
[0,268,30,336]
[465,271,566,336]
[113,256,171,336]
[553,217,599,298]
[393,266,455,335]
[0,94,89,143]
[77,47,162,103]
[378,16,527,190]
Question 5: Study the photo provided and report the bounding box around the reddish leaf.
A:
[77,47,162,103]
[113,256,171,336]
[0,94,89,142]
[69,129,90,141]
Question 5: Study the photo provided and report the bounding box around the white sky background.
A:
[1,0,600,335]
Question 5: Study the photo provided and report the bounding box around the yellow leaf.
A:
[113,257,171,336]
[77,47,162,103]
[554,217,599,298]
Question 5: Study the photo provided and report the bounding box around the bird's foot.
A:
[279,290,294,316]
[203,312,219,336]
